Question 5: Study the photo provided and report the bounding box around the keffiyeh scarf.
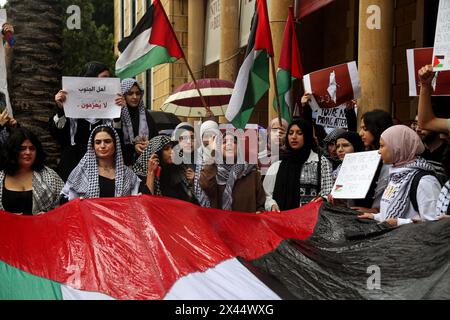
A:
[436,180,450,216]
[0,167,64,214]
[62,125,140,200]
[384,157,436,219]
[120,78,149,145]
[216,163,256,211]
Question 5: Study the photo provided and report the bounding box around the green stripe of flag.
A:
[116,46,178,80]
[0,260,62,300]
[231,50,270,129]
[274,69,294,123]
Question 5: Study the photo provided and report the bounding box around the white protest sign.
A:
[62,77,121,119]
[432,0,450,71]
[331,150,381,199]
[316,105,347,128]
[0,9,12,116]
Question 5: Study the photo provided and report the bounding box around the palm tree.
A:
[7,0,63,167]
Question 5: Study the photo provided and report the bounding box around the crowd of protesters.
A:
[1,19,450,225]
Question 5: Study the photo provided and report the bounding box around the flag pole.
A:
[270,55,283,127]
[182,57,212,117]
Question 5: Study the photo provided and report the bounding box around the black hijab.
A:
[273,119,315,210]
[79,61,109,77]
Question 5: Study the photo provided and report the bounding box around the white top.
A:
[374,166,441,226]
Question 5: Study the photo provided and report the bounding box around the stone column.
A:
[268,0,294,125]
[219,0,240,123]
[188,0,206,81]
[357,0,394,121]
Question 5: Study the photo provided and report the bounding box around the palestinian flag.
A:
[433,55,445,69]
[0,196,319,300]
[274,7,303,123]
[225,0,273,129]
[115,0,184,80]
[1,197,450,300]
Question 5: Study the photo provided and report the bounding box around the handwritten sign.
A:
[316,105,348,128]
[303,61,361,111]
[433,0,450,71]
[62,77,121,119]
[331,151,381,199]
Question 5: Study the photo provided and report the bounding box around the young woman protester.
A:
[352,109,394,211]
[358,125,441,226]
[60,125,146,202]
[264,119,333,212]
[119,78,157,166]
[199,131,265,213]
[0,128,64,215]
[133,135,199,204]
[192,120,221,208]
[50,61,124,181]
[328,131,365,208]
[332,131,365,180]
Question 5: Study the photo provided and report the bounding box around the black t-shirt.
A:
[98,175,116,198]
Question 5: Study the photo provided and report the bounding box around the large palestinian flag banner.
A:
[1,195,450,300]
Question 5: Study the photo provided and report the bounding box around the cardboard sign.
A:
[433,0,450,71]
[407,47,450,96]
[316,105,348,128]
[62,77,121,119]
[303,61,361,111]
[331,150,381,199]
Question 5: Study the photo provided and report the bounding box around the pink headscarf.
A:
[380,125,425,167]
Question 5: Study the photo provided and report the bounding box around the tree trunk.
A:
[7,1,63,168]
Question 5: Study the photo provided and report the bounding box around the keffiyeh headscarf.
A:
[193,121,220,208]
[120,78,149,145]
[61,125,140,200]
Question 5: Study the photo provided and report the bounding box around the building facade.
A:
[114,0,447,128]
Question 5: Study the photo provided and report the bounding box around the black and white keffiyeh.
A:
[0,167,64,214]
[120,78,149,145]
[132,135,173,195]
[384,157,436,219]
[436,180,450,216]
[62,125,140,200]
[216,163,256,211]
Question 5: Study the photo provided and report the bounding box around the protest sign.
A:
[407,47,450,96]
[62,77,122,119]
[316,105,348,128]
[331,150,381,199]
[433,0,450,71]
[303,61,360,111]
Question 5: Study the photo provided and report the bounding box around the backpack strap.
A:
[409,170,435,213]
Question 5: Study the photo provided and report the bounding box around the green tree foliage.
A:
[62,0,114,76]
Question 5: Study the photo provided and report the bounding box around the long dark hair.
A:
[1,127,45,175]
[362,109,393,150]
